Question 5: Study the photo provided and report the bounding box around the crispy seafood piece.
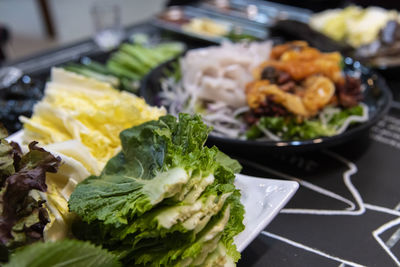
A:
[246,75,335,117]
[246,81,309,116]
[246,80,271,109]
[270,41,309,60]
[302,75,335,114]
[254,42,344,83]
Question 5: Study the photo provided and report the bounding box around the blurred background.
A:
[0,0,166,62]
[1,0,399,63]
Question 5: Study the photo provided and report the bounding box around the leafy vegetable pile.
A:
[64,42,184,93]
[0,125,61,261]
[246,104,367,140]
[21,68,165,171]
[69,114,245,266]
[4,239,121,267]
[0,126,123,267]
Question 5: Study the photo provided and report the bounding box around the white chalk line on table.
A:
[365,204,400,263]
[369,89,400,265]
[237,150,364,215]
[242,150,400,265]
[243,151,400,217]
[261,231,365,267]
[387,227,400,249]
[238,158,357,211]
[394,202,400,211]
[372,217,400,266]
[281,150,365,215]
[365,204,400,217]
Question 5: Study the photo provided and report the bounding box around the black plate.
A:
[140,57,392,154]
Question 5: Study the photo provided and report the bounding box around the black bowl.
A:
[140,57,392,154]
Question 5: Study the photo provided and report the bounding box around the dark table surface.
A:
[237,102,400,267]
[3,15,400,267]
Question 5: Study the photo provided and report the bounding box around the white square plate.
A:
[7,130,299,252]
[234,174,298,252]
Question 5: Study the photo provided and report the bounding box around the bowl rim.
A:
[140,56,393,150]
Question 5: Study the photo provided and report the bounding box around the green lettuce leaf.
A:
[219,190,245,262]
[4,239,121,267]
[247,104,365,140]
[69,114,219,226]
[69,114,244,266]
[215,151,242,174]
[329,104,363,126]
[131,203,233,266]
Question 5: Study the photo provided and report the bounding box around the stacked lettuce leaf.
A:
[69,114,245,266]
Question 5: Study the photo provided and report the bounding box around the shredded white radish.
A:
[160,41,272,138]
[233,106,250,117]
[181,41,272,108]
[319,106,341,127]
[256,125,281,141]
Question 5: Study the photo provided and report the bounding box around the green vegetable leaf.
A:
[224,30,259,42]
[329,104,363,126]
[215,151,242,174]
[69,114,244,266]
[129,202,234,267]
[247,104,366,140]
[245,124,262,139]
[256,116,335,140]
[69,114,218,226]
[220,190,245,262]
[4,239,121,267]
[62,42,183,94]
